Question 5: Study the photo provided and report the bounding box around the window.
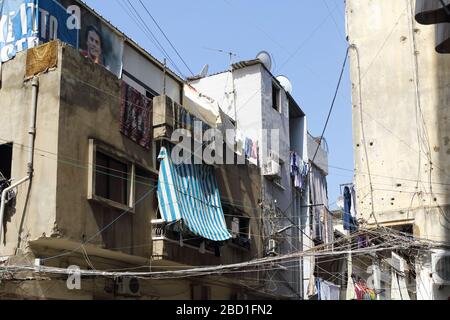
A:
[226,209,251,250]
[272,82,281,112]
[88,139,146,211]
[237,216,250,240]
[0,143,13,181]
[95,151,128,205]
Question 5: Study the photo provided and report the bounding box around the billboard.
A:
[38,0,78,48]
[0,0,39,62]
[54,0,124,77]
[1,0,123,77]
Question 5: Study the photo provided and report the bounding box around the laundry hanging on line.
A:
[289,151,309,190]
[244,138,258,165]
[343,186,358,232]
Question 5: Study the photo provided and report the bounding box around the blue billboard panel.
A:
[0,0,39,62]
[38,0,78,48]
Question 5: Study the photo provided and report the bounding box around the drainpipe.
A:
[0,77,39,242]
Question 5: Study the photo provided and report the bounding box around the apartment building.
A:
[0,0,272,300]
[346,0,450,300]
[189,57,322,299]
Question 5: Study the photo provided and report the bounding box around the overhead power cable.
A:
[311,46,349,164]
[137,0,195,76]
[122,0,187,78]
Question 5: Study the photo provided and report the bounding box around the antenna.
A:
[203,47,238,64]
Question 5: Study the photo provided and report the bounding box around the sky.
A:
[84,0,353,208]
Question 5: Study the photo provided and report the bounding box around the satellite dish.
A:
[336,196,344,210]
[199,64,209,78]
[276,75,293,94]
[256,51,272,71]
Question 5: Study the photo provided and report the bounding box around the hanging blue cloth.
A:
[343,186,352,231]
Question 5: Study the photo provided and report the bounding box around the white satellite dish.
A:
[199,64,209,78]
[276,75,293,94]
[256,51,272,71]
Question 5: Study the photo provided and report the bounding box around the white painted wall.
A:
[192,65,264,153]
[122,43,181,103]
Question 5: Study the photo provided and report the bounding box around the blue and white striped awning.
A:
[157,147,231,241]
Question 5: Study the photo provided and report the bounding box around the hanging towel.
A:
[120,81,153,149]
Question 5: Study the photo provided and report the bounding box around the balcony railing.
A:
[151,219,216,262]
[152,95,211,140]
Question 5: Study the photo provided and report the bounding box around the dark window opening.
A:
[225,209,251,250]
[391,224,413,235]
[0,143,13,181]
[95,151,128,205]
[272,83,280,112]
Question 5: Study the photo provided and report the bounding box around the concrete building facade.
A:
[0,0,331,301]
[0,41,270,299]
[190,59,328,299]
[346,0,450,299]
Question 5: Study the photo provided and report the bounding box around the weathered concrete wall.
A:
[55,44,156,259]
[0,48,61,256]
[347,0,450,243]
[0,276,237,300]
[216,162,264,265]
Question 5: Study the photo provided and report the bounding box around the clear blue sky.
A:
[84,0,353,208]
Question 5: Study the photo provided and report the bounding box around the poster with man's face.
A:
[41,0,124,77]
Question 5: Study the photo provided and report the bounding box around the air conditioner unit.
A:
[263,160,281,179]
[432,251,450,285]
[116,277,141,297]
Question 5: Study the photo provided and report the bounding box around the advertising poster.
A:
[55,0,124,77]
[0,0,39,62]
[38,0,78,48]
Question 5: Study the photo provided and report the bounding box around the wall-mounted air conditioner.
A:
[116,277,141,297]
[432,251,450,285]
[263,160,281,179]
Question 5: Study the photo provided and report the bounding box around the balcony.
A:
[153,95,212,141]
[151,219,221,267]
